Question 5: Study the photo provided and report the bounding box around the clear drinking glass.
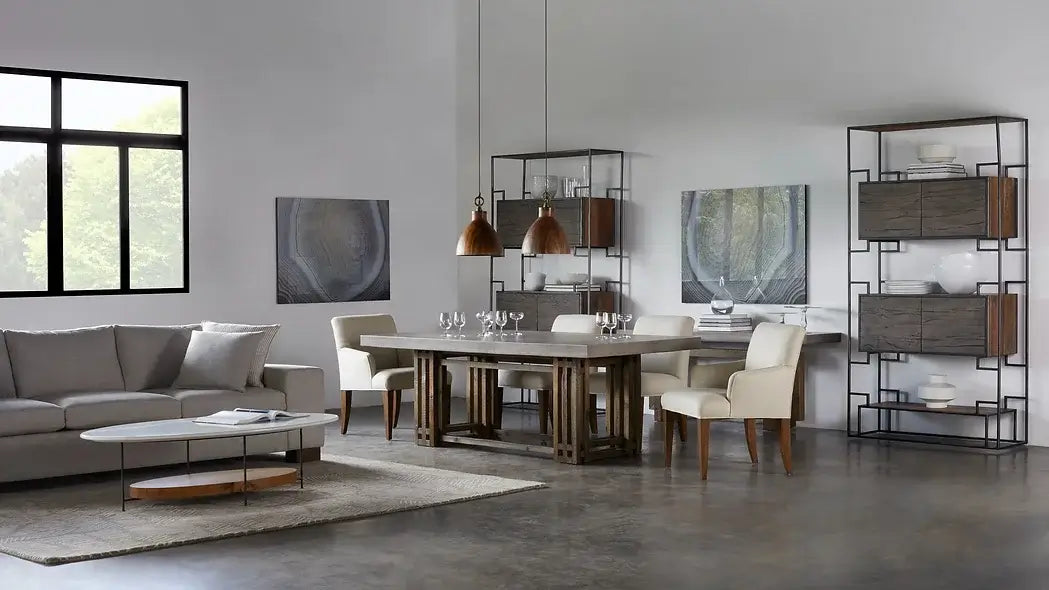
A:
[495,310,509,336]
[595,312,606,337]
[439,312,453,336]
[606,312,619,337]
[509,311,524,335]
[476,310,489,336]
[453,311,467,337]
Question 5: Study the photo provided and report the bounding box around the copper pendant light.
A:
[456,0,503,257]
[521,0,569,256]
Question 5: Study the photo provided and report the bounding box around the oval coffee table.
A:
[81,413,338,510]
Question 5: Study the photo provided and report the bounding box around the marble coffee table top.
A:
[81,413,338,443]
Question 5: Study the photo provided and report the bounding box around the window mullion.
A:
[46,76,63,294]
[119,146,130,291]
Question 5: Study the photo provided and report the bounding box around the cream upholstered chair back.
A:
[634,315,695,379]
[331,314,411,370]
[551,314,602,334]
[745,322,805,370]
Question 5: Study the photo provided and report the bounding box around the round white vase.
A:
[934,252,979,294]
[524,272,546,291]
[917,374,956,409]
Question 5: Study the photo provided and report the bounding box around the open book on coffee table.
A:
[193,408,310,426]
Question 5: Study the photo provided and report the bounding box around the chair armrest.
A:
[336,348,376,390]
[725,365,797,419]
[263,364,325,413]
[689,358,746,389]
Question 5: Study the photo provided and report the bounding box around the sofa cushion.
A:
[0,399,65,436]
[0,333,14,399]
[6,326,126,398]
[33,391,181,430]
[167,387,286,418]
[173,331,265,392]
[115,325,200,391]
[202,321,280,388]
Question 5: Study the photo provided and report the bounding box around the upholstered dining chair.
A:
[331,314,448,440]
[660,322,805,479]
[497,314,601,434]
[589,315,695,437]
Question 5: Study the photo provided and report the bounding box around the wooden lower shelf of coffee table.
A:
[129,467,298,500]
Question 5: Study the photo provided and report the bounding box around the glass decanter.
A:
[710,276,735,315]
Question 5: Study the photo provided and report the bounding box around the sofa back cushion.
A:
[0,333,15,399]
[6,326,126,398]
[116,324,200,391]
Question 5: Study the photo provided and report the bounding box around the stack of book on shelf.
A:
[544,284,602,292]
[697,314,752,332]
[905,163,967,180]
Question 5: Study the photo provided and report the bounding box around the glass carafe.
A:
[710,276,735,315]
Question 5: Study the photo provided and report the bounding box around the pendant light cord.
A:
[476,0,483,206]
[543,0,549,199]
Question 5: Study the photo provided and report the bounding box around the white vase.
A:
[524,272,546,291]
[934,252,979,294]
[917,374,956,409]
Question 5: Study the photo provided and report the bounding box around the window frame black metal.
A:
[0,65,189,298]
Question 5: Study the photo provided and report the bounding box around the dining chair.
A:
[497,314,601,434]
[331,314,450,440]
[660,322,805,479]
[589,315,695,437]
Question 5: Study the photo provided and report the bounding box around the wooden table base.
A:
[129,467,298,501]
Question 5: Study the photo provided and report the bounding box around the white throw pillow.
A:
[201,321,280,387]
[173,331,265,392]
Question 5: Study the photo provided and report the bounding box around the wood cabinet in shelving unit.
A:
[857,177,1017,240]
[494,197,616,249]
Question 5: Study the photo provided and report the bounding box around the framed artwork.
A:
[276,197,391,304]
[681,184,807,304]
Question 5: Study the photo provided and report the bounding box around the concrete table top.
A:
[360,331,703,359]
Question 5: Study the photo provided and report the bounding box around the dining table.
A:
[359,331,702,464]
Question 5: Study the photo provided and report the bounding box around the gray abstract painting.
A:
[276,197,390,304]
[681,185,806,304]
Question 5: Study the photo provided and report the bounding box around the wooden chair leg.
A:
[677,413,687,443]
[382,391,395,440]
[779,418,792,475]
[493,387,504,430]
[538,390,550,435]
[339,390,352,435]
[392,390,402,428]
[744,418,758,464]
[663,411,675,468]
[698,419,711,480]
[588,396,599,434]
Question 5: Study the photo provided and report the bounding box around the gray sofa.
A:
[0,324,325,483]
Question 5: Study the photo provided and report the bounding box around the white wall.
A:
[457,0,1049,443]
[0,0,460,409]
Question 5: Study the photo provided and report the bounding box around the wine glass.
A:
[495,310,509,336]
[439,312,453,336]
[509,311,524,336]
[595,312,607,338]
[617,313,634,338]
[453,311,467,337]
[605,312,619,338]
[483,311,496,336]
[476,310,489,336]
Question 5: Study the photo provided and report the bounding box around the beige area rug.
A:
[0,454,545,565]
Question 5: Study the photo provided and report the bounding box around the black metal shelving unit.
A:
[488,148,626,312]
[846,116,1029,452]
[489,148,627,413]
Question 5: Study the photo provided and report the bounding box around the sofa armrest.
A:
[264,364,325,413]
[725,365,796,419]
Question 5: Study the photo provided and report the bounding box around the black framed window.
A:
[0,67,188,297]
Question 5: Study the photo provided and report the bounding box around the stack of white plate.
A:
[906,163,967,180]
[883,280,935,294]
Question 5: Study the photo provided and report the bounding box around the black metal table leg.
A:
[299,429,304,489]
[242,436,247,506]
[185,440,191,475]
[120,442,126,512]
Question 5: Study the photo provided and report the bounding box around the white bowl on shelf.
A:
[917,144,957,164]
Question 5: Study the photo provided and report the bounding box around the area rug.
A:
[0,454,545,565]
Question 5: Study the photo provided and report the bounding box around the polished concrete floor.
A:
[1,401,1046,590]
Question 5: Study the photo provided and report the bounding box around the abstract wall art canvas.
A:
[276,197,391,304]
[681,185,807,305]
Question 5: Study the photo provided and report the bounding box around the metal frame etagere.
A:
[846,116,1029,451]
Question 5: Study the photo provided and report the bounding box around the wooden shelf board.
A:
[862,401,1012,416]
[850,116,1026,133]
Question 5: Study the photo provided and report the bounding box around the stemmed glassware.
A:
[494,310,509,337]
[439,312,453,337]
[595,312,619,338]
[616,313,634,338]
[453,311,467,337]
[509,311,525,336]
[476,310,491,336]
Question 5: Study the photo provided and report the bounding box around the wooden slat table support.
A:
[414,350,448,447]
[466,355,501,438]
